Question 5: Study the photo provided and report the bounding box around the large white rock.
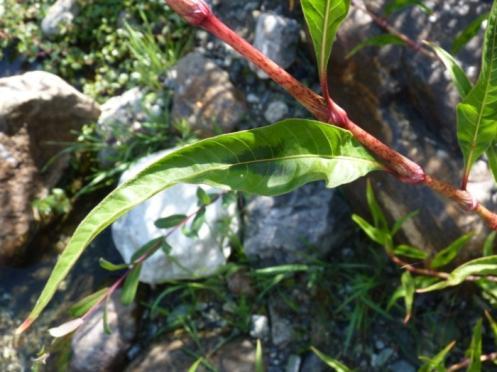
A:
[112,150,238,284]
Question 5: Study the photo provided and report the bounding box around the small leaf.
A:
[196,187,212,206]
[21,119,382,332]
[131,237,164,262]
[457,2,497,184]
[256,339,264,372]
[430,233,473,269]
[391,210,419,236]
[384,0,431,16]
[155,214,187,229]
[394,244,429,260]
[188,358,204,372]
[121,264,142,305]
[418,341,456,372]
[452,12,489,54]
[419,255,497,293]
[347,34,405,59]
[401,271,415,323]
[352,214,386,245]
[99,258,128,272]
[48,318,84,338]
[310,346,351,372]
[467,319,482,372]
[301,0,351,80]
[68,287,109,317]
[424,41,472,98]
[222,191,237,208]
[182,207,206,238]
[160,240,173,256]
[366,180,388,231]
[484,231,496,256]
[102,299,112,335]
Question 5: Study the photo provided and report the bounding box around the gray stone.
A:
[286,355,301,372]
[0,71,100,264]
[41,0,78,37]
[112,149,239,284]
[70,291,137,372]
[251,13,300,79]
[330,1,494,254]
[244,182,350,265]
[300,353,327,372]
[371,348,395,369]
[389,359,416,372]
[171,52,246,137]
[264,101,289,123]
[269,300,294,347]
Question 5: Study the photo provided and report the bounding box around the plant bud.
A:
[165,0,212,26]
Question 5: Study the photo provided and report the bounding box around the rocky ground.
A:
[2,0,497,371]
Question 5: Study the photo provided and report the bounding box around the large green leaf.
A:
[18,119,382,332]
[301,0,350,81]
[457,1,497,183]
[425,42,472,98]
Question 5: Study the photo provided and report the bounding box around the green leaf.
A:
[196,186,213,206]
[301,0,350,79]
[121,264,142,305]
[394,244,429,260]
[347,34,405,59]
[391,210,419,236]
[418,341,456,372]
[188,358,204,372]
[467,319,482,372]
[484,231,496,256]
[452,12,489,54]
[430,233,473,269]
[424,42,472,98]
[352,214,386,245]
[384,0,431,16]
[182,207,206,238]
[366,179,388,231]
[457,2,497,181]
[68,287,109,317]
[310,346,351,372]
[131,237,164,262]
[485,310,497,348]
[99,258,128,272]
[419,255,497,293]
[21,119,382,331]
[487,142,497,184]
[256,339,264,372]
[154,214,187,229]
[401,271,415,323]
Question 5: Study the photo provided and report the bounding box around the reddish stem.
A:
[165,0,497,231]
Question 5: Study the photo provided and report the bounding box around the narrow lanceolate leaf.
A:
[18,119,382,333]
[452,12,490,54]
[457,1,497,184]
[121,264,142,305]
[347,34,405,59]
[418,341,456,372]
[419,255,497,293]
[430,233,473,269]
[311,347,351,372]
[487,142,497,184]
[301,0,350,80]
[401,271,415,323]
[484,231,497,256]
[467,319,482,372]
[425,42,472,98]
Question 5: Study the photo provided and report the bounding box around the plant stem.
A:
[447,352,497,371]
[165,0,497,231]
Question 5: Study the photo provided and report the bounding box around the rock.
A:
[171,52,246,137]
[70,290,137,372]
[0,71,100,264]
[264,101,289,123]
[243,182,350,265]
[251,13,300,79]
[329,1,494,254]
[300,352,327,372]
[269,299,294,347]
[126,336,256,372]
[112,149,238,284]
[250,315,270,340]
[41,0,78,37]
[286,355,301,372]
[389,359,416,372]
[371,348,395,369]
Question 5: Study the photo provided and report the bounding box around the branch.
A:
[164,0,497,231]
[447,352,497,371]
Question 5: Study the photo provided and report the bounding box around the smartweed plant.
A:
[17,0,497,369]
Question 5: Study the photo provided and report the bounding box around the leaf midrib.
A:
[320,0,332,75]
[467,10,497,167]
